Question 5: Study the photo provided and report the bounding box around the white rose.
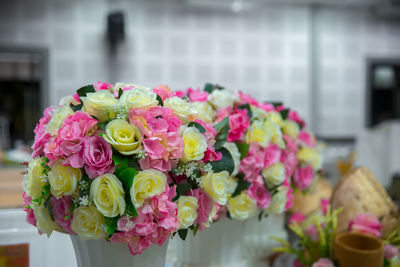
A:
[262,162,285,187]
[71,205,108,240]
[223,142,241,176]
[192,102,216,123]
[264,119,285,148]
[282,120,300,140]
[267,186,288,214]
[164,96,195,123]
[130,169,167,208]
[177,196,199,229]
[201,171,229,205]
[32,204,61,237]
[208,89,237,109]
[23,157,47,199]
[90,174,126,217]
[82,90,119,123]
[227,192,258,221]
[47,161,82,199]
[45,105,74,134]
[180,126,208,162]
[119,85,158,110]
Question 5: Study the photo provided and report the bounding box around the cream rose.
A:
[282,120,300,139]
[267,186,288,214]
[164,96,194,123]
[130,169,167,208]
[46,105,74,134]
[264,119,285,148]
[227,176,238,196]
[251,105,267,120]
[223,142,241,176]
[265,111,283,126]
[47,161,82,199]
[262,162,285,186]
[297,147,322,170]
[227,192,257,221]
[201,171,229,205]
[23,158,48,199]
[245,120,271,148]
[192,102,216,123]
[103,119,142,155]
[90,174,125,217]
[71,205,108,240]
[82,90,119,123]
[180,126,208,162]
[177,196,199,229]
[208,89,237,109]
[119,86,158,109]
[32,204,61,237]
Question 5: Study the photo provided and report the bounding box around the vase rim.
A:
[335,232,384,254]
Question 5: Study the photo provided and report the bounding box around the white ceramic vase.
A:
[169,219,246,267]
[71,236,168,267]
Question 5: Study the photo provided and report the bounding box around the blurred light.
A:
[231,0,243,13]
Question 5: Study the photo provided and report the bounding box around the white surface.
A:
[0,209,77,267]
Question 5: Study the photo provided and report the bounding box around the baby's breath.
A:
[136,150,147,159]
[78,195,92,206]
[114,103,128,120]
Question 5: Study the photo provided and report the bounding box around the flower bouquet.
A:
[22,82,322,266]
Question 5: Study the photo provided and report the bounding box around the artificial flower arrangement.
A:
[273,199,400,267]
[22,81,322,255]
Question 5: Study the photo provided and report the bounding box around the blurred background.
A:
[0,0,399,266]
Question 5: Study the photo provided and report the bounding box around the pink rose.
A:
[227,108,250,142]
[153,85,173,101]
[293,259,306,267]
[215,106,233,122]
[239,143,264,182]
[188,88,208,102]
[280,150,297,180]
[288,110,305,128]
[22,193,36,226]
[190,189,214,230]
[320,198,330,215]
[259,102,274,112]
[289,212,306,225]
[32,132,51,158]
[384,244,400,260]
[348,213,382,238]
[50,196,75,234]
[83,135,115,178]
[312,258,335,267]
[293,165,314,190]
[298,130,316,147]
[93,81,113,91]
[285,186,294,210]
[248,175,271,209]
[305,225,319,242]
[238,91,259,106]
[264,144,281,168]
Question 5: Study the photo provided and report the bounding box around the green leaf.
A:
[104,216,119,235]
[156,95,163,106]
[77,85,95,97]
[237,103,252,119]
[235,143,250,160]
[125,203,138,218]
[258,211,264,221]
[172,182,192,202]
[267,101,282,108]
[178,229,188,241]
[280,108,290,120]
[213,117,230,150]
[187,121,206,133]
[70,103,83,112]
[236,173,245,180]
[193,224,200,236]
[97,122,107,131]
[209,147,235,175]
[204,83,214,93]
[231,179,251,198]
[118,88,123,98]
[112,153,130,166]
[118,167,136,191]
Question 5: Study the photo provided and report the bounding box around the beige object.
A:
[0,168,24,208]
[331,166,400,237]
[290,178,333,215]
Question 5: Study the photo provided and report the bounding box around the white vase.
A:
[71,235,168,267]
[169,219,246,267]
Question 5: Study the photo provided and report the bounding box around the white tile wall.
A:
[1,0,400,136]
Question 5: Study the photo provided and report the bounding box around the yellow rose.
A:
[32,204,61,237]
[192,102,216,123]
[177,196,199,229]
[282,120,299,139]
[262,162,285,186]
[251,105,267,120]
[181,126,208,162]
[265,111,283,126]
[103,119,142,155]
[164,96,194,123]
[47,161,82,199]
[297,147,322,170]
[130,169,166,208]
[246,120,271,148]
[267,186,288,214]
[23,158,47,199]
[71,205,108,240]
[90,174,125,217]
[46,105,74,133]
[264,119,285,148]
[119,86,158,109]
[201,171,229,205]
[82,90,119,123]
[208,89,237,109]
[227,192,257,221]
[223,142,241,176]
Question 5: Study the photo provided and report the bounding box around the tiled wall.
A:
[1,0,400,137]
